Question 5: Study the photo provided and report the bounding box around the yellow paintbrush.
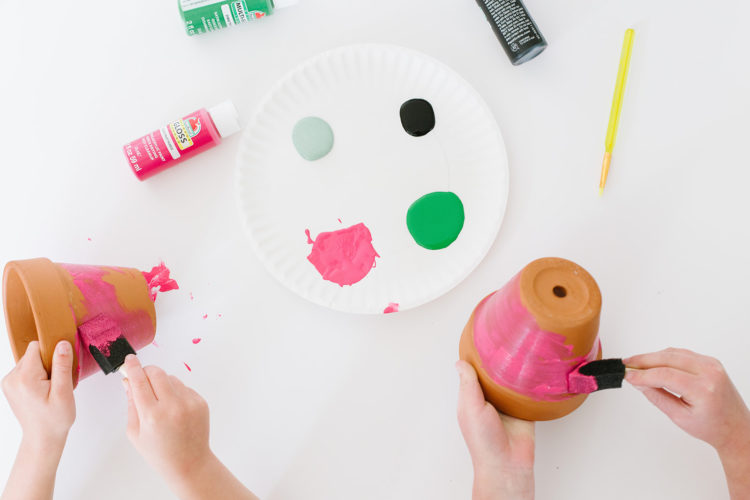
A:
[599,28,635,196]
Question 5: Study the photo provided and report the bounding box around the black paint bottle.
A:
[474,0,547,65]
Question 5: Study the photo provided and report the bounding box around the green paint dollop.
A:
[292,117,334,161]
[406,192,465,250]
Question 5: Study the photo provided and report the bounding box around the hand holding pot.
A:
[625,348,750,500]
[122,355,258,500]
[2,340,76,445]
[456,360,535,500]
[1,340,75,500]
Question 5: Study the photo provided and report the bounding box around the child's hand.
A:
[122,355,211,481]
[456,360,535,500]
[122,355,259,500]
[1,341,75,500]
[1,340,76,446]
[625,348,750,500]
[624,348,750,454]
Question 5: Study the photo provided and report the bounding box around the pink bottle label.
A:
[124,108,218,180]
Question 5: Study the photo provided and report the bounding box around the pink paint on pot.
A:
[59,264,158,381]
[305,223,379,287]
[473,273,599,402]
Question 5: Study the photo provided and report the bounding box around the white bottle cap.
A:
[273,0,298,9]
[208,101,241,138]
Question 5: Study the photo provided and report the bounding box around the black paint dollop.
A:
[399,98,435,137]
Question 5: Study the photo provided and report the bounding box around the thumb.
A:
[50,340,74,398]
[456,360,486,419]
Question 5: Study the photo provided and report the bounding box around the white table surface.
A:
[1,1,749,499]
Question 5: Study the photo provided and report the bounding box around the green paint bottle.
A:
[178,0,295,36]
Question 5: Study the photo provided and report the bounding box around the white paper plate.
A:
[237,44,508,314]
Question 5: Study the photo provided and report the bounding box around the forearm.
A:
[1,436,66,500]
[719,435,750,500]
[472,466,534,500]
[166,452,259,500]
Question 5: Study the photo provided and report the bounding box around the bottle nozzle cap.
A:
[208,101,241,138]
[273,0,298,9]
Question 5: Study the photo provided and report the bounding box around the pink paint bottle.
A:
[124,101,240,181]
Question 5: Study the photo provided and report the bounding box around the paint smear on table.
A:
[192,338,202,344]
[184,362,192,372]
[305,223,379,286]
[384,302,399,314]
[152,340,160,348]
[202,314,208,319]
[142,262,179,301]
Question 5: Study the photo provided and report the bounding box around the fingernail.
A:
[56,341,71,355]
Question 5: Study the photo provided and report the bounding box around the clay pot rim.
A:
[3,258,80,387]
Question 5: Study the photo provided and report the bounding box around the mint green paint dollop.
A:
[292,117,334,161]
[406,192,465,250]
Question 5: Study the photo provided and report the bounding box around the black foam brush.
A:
[78,314,135,375]
[567,358,626,394]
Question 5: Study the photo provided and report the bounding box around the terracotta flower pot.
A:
[3,258,156,387]
[459,257,602,421]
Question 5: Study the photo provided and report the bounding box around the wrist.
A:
[21,432,68,457]
[473,465,534,500]
[716,419,750,462]
[717,430,750,467]
[166,449,220,491]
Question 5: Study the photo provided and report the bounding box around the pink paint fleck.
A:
[202,314,208,319]
[142,262,179,301]
[473,273,600,402]
[152,340,160,348]
[383,302,400,314]
[87,237,92,242]
[192,338,202,344]
[184,362,192,372]
[189,292,194,301]
[217,313,222,318]
[305,223,380,287]
[337,218,342,223]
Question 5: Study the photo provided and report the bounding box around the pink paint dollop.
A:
[473,273,599,402]
[305,223,379,287]
[192,338,202,344]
